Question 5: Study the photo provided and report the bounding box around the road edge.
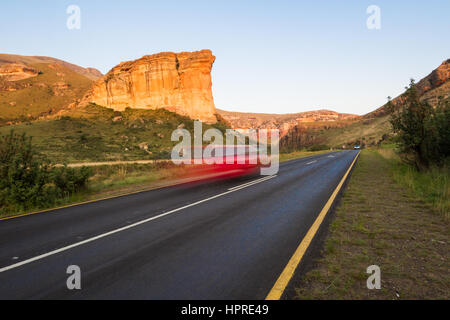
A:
[265,151,360,300]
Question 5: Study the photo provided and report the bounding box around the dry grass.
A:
[294,150,449,299]
[390,163,449,219]
[375,145,399,161]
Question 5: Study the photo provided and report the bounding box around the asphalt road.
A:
[0,150,359,299]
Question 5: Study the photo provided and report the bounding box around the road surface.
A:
[0,150,359,299]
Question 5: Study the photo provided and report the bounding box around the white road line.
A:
[0,174,278,273]
[228,175,276,191]
[306,160,317,165]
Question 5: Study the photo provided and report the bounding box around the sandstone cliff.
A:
[83,50,217,123]
[416,59,450,94]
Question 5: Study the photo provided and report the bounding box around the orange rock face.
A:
[0,63,39,81]
[417,59,450,94]
[84,50,217,123]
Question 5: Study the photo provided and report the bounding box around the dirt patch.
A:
[292,150,449,299]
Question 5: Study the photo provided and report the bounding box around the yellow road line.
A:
[265,151,360,300]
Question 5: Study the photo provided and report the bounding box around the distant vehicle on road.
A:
[354,145,361,150]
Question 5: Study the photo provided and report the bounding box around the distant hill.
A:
[0,54,102,80]
[0,54,102,124]
[216,109,360,136]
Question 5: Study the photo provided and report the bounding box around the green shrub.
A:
[0,131,92,214]
[52,165,92,196]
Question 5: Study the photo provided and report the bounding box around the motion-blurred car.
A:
[173,145,264,182]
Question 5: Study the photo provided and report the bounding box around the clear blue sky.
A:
[1,0,449,115]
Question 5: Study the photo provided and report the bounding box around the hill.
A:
[0,54,102,80]
[0,54,103,124]
[216,109,360,136]
[0,103,229,163]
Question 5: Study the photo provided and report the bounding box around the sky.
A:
[1,0,449,115]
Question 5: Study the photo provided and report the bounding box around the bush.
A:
[52,165,92,197]
[389,79,450,169]
[0,131,92,214]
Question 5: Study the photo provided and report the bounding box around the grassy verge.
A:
[377,147,449,218]
[82,162,186,196]
[293,150,449,299]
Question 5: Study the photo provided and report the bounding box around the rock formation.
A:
[416,59,450,94]
[85,68,103,80]
[83,50,217,123]
[0,63,39,81]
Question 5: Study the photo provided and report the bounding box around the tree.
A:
[425,97,450,163]
[389,79,449,169]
